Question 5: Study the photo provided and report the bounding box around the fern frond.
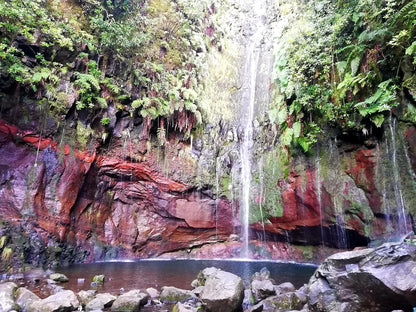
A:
[357,28,391,44]
[391,0,416,26]
[74,72,100,91]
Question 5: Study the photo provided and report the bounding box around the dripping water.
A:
[215,156,220,239]
[328,138,348,248]
[258,156,266,242]
[378,141,395,237]
[388,115,410,234]
[239,20,265,257]
[314,145,325,245]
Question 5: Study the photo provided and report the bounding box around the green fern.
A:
[74,72,100,91]
[354,79,398,126]
[357,28,391,44]
[390,0,416,27]
[406,41,416,63]
[96,97,108,109]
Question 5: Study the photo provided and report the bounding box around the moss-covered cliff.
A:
[0,0,416,269]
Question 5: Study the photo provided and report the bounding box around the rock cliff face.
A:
[1,111,416,266]
[1,0,416,269]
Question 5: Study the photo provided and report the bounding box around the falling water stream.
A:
[239,1,267,258]
[387,116,410,235]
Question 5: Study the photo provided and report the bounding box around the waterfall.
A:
[327,138,348,248]
[258,156,267,242]
[314,146,325,245]
[387,116,410,235]
[239,2,266,258]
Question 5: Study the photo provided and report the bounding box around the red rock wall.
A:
[0,119,238,260]
[1,118,415,261]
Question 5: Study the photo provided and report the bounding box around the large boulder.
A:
[16,287,41,311]
[251,268,276,302]
[308,242,416,312]
[77,290,96,307]
[0,282,19,312]
[111,289,149,311]
[199,268,244,312]
[85,293,116,311]
[28,290,80,312]
[160,286,195,303]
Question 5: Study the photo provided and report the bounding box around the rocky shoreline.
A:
[1,242,416,312]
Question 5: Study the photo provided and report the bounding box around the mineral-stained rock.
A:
[308,242,416,312]
[199,268,244,312]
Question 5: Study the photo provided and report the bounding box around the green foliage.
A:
[101,117,111,125]
[0,0,214,144]
[250,149,289,224]
[74,72,101,109]
[273,0,416,152]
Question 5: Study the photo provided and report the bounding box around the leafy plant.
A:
[101,117,111,125]
[272,0,416,152]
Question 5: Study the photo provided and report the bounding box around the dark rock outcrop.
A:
[308,242,416,312]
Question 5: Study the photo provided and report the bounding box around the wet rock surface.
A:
[198,267,244,312]
[2,247,416,312]
[308,242,416,312]
[28,290,80,312]
[1,114,413,265]
[0,266,308,312]
[0,282,19,312]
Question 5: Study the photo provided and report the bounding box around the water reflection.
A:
[58,259,317,294]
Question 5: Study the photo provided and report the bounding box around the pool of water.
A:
[57,259,317,294]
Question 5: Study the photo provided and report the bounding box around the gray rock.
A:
[294,285,308,306]
[28,290,80,312]
[308,242,416,312]
[260,292,305,311]
[192,286,204,296]
[252,268,271,281]
[16,287,41,311]
[160,286,195,303]
[172,302,199,312]
[0,282,19,312]
[251,279,276,302]
[145,287,159,298]
[49,273,69,282]
[242,289,253,308]
[248,302,263,312]
[77,290,96,307]
[199,268,244,312]
[275,282,296,294]
[111,289,149,311]
[86,293,116,311]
